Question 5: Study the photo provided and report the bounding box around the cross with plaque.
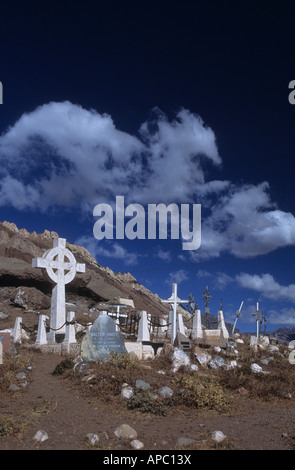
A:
[161,283,188,345]
[251,302,263,340]
[32,238,85,343]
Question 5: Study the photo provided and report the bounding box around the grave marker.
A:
[81,311,127,361]
[161,283,188,345]
[32,238,85,343]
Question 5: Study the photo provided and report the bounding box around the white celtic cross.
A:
[32,238,85,343]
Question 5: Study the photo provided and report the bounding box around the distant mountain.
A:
[267,328,295,345]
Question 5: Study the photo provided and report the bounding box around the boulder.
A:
[114,424,137,440]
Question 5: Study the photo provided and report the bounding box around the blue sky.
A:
[0,1,295,333]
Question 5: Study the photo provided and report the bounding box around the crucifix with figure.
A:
[161,283,188,345]
[32,238,85,343]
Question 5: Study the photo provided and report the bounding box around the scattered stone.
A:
[33,430,48,442]
[194,351,211,366]
[156,370,166,375]
[0,313,8,320]
[172,348,190,372]
[260,359,269,365]
[208,356,225,369]
[158,386,173,398]
[130,439,144,450]
[114,424,137,440]
[121,384,134,399]
[15,371,27,381]
[251,363,263,374]
[250,336,258,348]
[135,379,150,390]
[258,336,270,349]
[236,338,244,344]
[85,433,99,446]
[177,437,196,447]
[238,386,249,396]
[9,384,21,392]
[224,360,238,370]
[212,430,226,443]
[81,374,96,383]
[74,361,91,377]
[268,345,279,353]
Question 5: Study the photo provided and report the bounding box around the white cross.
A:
[32,238,85,342]
[161,283,188,345]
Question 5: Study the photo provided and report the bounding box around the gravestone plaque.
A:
[81,313,127,361]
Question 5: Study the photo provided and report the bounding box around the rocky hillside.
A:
[0,220,171,332]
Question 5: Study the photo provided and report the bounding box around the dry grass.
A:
[0,352,32,397]
[217,348,295,401]
[0,415,34,437]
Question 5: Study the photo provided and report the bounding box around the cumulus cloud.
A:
[0,102,220,211]
[1,101,295,260]
[236,272,295,303]
[190,182,295,260]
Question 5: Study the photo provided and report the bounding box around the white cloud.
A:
[0,102,220,211]
[196,269,211,279]
[267,308,295,326]
[165,269,189,286]
[214,272,233,290]
[1,101,295,261]
[75,235,139,266]
[236,272,295,303]
[154,247,171,262]
[190,182,295,260]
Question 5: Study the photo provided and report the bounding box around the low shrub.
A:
[127,389,169,416]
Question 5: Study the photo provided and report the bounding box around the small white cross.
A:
[161,283,188,344]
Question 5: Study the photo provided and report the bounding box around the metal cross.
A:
[202,286,212,328]
[202,286,212,308]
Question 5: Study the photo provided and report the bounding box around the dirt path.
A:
[1,351,295,451]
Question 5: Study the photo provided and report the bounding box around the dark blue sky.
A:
[1,1,295,332]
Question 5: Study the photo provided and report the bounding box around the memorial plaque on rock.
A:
[81,314,127,361]
[176,331,191,351]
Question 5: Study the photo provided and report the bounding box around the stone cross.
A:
[32,238,85,343]
[161,283,188,345]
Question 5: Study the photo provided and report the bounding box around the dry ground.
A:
[1,344,295,454]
